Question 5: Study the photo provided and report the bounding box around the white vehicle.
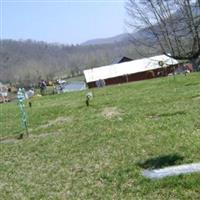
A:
[57,79,66,84]
[0,92,9,103]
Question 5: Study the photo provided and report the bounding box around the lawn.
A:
[1,73,200,199]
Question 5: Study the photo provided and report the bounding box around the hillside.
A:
[1,73,200,199]
[0,39,157,85]
[82,33,131,46]
[81,30,154,46]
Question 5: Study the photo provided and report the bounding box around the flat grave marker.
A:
[143,163,200,179]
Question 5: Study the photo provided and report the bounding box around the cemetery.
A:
[1,73,200,199]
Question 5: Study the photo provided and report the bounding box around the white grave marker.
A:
[143,163,200,179]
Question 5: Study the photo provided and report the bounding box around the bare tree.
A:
[126,0,200,68]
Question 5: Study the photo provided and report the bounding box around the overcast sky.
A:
[1,0,127,44]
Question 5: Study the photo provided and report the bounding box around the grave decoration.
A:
[86,92,93,106]
[17,88,29,138]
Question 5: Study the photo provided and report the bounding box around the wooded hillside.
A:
[0,39,157,85]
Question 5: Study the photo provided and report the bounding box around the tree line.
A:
[0,39,157,86]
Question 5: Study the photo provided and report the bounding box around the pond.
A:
[58,81,86,93]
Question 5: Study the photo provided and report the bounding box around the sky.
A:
[1,0,127,44]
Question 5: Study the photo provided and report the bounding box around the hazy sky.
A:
[1,0,127,44]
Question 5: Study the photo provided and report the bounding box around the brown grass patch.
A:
[101,107,121,120]
[147,115,160,121]
[31,131,63,139]
[39,116,73,129]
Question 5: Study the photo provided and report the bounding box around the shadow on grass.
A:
[137,154,184,169]
[185,82,200,87]
[191,94,200,99]
[148,111,186,120]
[158,111,186,117]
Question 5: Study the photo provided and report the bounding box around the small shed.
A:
[84,54,179,88]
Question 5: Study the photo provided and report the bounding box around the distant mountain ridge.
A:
[82,33,131,46]
[82,5,199,46]
[81,29,155,46]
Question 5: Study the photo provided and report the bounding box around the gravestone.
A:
[143,163,200,179]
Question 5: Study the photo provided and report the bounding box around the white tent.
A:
[83,55,179,83]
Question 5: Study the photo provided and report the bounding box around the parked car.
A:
[0,92,10,103]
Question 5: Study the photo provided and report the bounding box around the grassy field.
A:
[1,73,200,199]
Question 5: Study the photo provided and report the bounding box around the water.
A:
[58,82,86,93]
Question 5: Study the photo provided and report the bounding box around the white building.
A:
[83,54,179,88]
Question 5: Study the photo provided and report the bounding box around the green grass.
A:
[1,73,200,199]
